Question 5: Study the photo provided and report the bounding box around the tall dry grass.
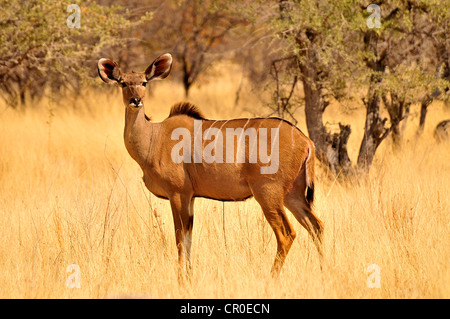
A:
[0,65,449,298]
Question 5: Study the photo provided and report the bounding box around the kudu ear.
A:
[98,58,122,84]
[145,53,173,81]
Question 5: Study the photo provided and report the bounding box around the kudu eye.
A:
[142,82,147,87]
[121,82,127,88]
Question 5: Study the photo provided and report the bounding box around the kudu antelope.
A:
[98,53,323,278]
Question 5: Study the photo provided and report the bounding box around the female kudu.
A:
[98,53,323,279]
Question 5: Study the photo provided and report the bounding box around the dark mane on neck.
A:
[168,102,205,120]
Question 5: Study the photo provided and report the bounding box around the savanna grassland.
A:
[0,65,449,299]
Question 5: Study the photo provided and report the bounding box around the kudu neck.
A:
[123,105,155,166]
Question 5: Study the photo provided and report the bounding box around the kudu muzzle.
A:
[129,97,142,107]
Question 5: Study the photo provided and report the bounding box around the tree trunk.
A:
[383,92,409,147]
[357,77,387,171]
[417,63,448,135]
[183,79,191,98]
[297,35,353,175]
[417,93,433,135]
[357,30,391,172]
[181,51,192,98]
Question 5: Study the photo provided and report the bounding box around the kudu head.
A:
[97,54,172,109]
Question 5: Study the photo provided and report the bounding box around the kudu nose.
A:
[129,97,142,107]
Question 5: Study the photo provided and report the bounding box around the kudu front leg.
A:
[169,194,194,283]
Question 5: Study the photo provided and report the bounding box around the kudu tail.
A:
[305,144,315,206]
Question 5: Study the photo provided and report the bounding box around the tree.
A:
[357,1,448,167]
[0,0,148,107]
[270,0,360,174]
[143,0,245,97]
[415,1,450,135]
[256,0,448,175]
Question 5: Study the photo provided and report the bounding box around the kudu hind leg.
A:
[186,198,195,272]
[253,192,297,276]
[284,195,323,255]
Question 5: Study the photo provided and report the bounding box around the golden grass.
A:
[0,68,449,298]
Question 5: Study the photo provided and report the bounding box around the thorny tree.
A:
[262,0,449,175]
[0,0,147,107]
